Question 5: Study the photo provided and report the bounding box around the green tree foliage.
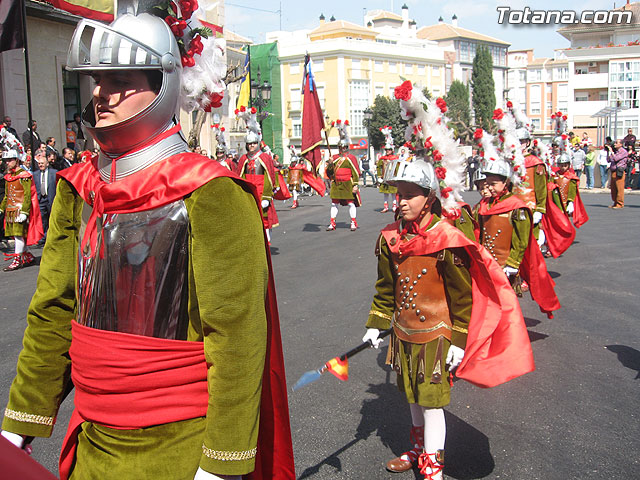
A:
[445,80,472,143]
[471,45,496,131]
[367,95,407,150]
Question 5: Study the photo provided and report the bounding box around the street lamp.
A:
[251,67,272,117]
[363,107,373,163]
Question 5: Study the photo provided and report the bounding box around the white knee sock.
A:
[330,203,339,219]
[423,407,446,453]
[384,193,391,203]
[409,403,426,427]
[348,202,356,218]
[14,237,25,254]
[265,229,271,242]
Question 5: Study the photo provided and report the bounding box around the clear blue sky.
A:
[226,0,627,58]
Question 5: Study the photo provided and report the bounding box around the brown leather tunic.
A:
[391,252,452,344]
[554,176,571,208]
[480,213,513,267]
[5,178,26,222]
[287,168,302,187]
[514,165,537,210]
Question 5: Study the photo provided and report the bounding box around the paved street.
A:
[1,187,639,479]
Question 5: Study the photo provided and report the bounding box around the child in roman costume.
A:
[377,126,399,213]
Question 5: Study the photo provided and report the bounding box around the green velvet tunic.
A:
[329,157,359,200]
[2,176,268,478]
[0,170,32,237]
[475,193,531,270]
[376,158,397,194]
[366,216,472,408]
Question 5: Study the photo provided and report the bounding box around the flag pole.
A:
[20,0,35,169]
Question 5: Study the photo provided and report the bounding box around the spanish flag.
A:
[325,356,349,381]
[50,0,114,22]
[236,49,250,110]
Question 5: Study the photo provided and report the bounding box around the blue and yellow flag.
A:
[236,49,250,110]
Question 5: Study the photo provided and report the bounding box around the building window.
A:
[290,63,300,75]
[374,84,385,98]
[531,118,541,130]
[389,62,397,73]
[291,116,302,138]
[519,70,526,82]
[528,69,542,82]
[610,61,640,83]
[610,86,640,109]
[314,59,324,72]
[530,84,541,114]
[432,65,440,76]
[317,85,326,109]
[349,79,371,137]
[62,70,81,122]
[557,83,568,111]
[405,64,413,74]
[375,60,383,72]
[289,86,301,111]
[546,101,552,111]
[418,64,425,75]
[575,93,588,102]
[553,67,568,81]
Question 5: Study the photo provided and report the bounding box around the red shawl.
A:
[542,183,576,258]
[237,152,280,228]
[380,220,534,388]
[273,170,292,200]
[524,154,544,168]
[555,169,589,228]
[3,169,44,245]
[57,153,295,479]
[478,195,560,318]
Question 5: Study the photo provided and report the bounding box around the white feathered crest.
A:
[0,124,27,162]
[394,80,465,217]
[380,126,394,149]
[211,122,226,150]
[235,106,261,142]
[332,119,351,145]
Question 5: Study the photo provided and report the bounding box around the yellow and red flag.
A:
[50,0,114,22]
[325,356,349,381]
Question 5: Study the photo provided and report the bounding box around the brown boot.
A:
[386,425,424,472]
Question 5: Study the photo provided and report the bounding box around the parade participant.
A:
[363,82,534,480]
[552,153,589,227]
[212,123,232,170]
[377,126,398,212]
[285,145,324,208]
[236,108,279,243]
[326,120,360,231]
[474,116,560,318]
[1,5,294,480]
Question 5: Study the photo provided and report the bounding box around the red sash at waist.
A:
[59,321,207,479]
[335,167,353,182]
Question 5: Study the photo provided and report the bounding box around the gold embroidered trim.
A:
[393,320,451,336]
[202,444,257,462]
[369,310,392,320]
[452,325,469,334]
[4,408,54,426]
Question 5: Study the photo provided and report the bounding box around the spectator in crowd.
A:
[272,153,282,168]
[622,128,636,148]
[72,112,87,152]
[201,149,208,158]
[581,132,592,153]
[3,115,18,137]
[607,138,628,208]
[626,145,639,190]
[193,145,201,154]
[466,148,480,190]
[572,144,586,180]
[359,154,376,186]
[31,148,58,246]
[569,132,581,148]
[59,147,76,170]
[45,137,59,161]
[66,121,76,149]
[22,119,41,159]
[584,146,596,189]
[597,147,609,188]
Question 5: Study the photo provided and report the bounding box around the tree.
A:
[445,80,472,143]
[471,45,496,132]
[367,95,407,151]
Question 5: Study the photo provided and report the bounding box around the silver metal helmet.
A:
[66,13,182,154]
[516,127,530,141]
[245,130,261,144]
[480,158,512,179]
[556,152,571,165]
[215,144,227,154]
[472,168,486,184]
[384,158,439,191]
[338,138,350,149]
[2,149,19,159]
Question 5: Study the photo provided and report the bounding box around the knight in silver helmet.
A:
[1,4,293,480]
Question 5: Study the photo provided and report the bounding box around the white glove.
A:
[194,468,241,480]
[446,345,465,370]
[537,229,546,247]
[261,199,270,209]
[15,213,27,223]
[503,266,519,277]
[1,430,25,448]
[532,211,543,225]
[566,202,574,215]
[362,328,384,349]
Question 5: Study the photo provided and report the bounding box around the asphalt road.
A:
[1,186,639,479]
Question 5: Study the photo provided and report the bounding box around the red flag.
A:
[301,54,325,172]
[50,0,114,22]
[325,356,349,381]
[0,0,24,53]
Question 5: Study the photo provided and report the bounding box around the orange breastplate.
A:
[514,166,537,210]
[5,179,25,222]
[481,213,513,267]
[555,176,571,207]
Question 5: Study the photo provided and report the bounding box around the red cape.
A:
[381,219,534,388]
[0,435,57,480]
[58,153,295,479]
[554,170,589,228]
[524,154,544,168]
[3,169,44,245]
[237,153,280,229]
[541,183,576,258]
[478,195,561,318]
[274,170,292,200]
